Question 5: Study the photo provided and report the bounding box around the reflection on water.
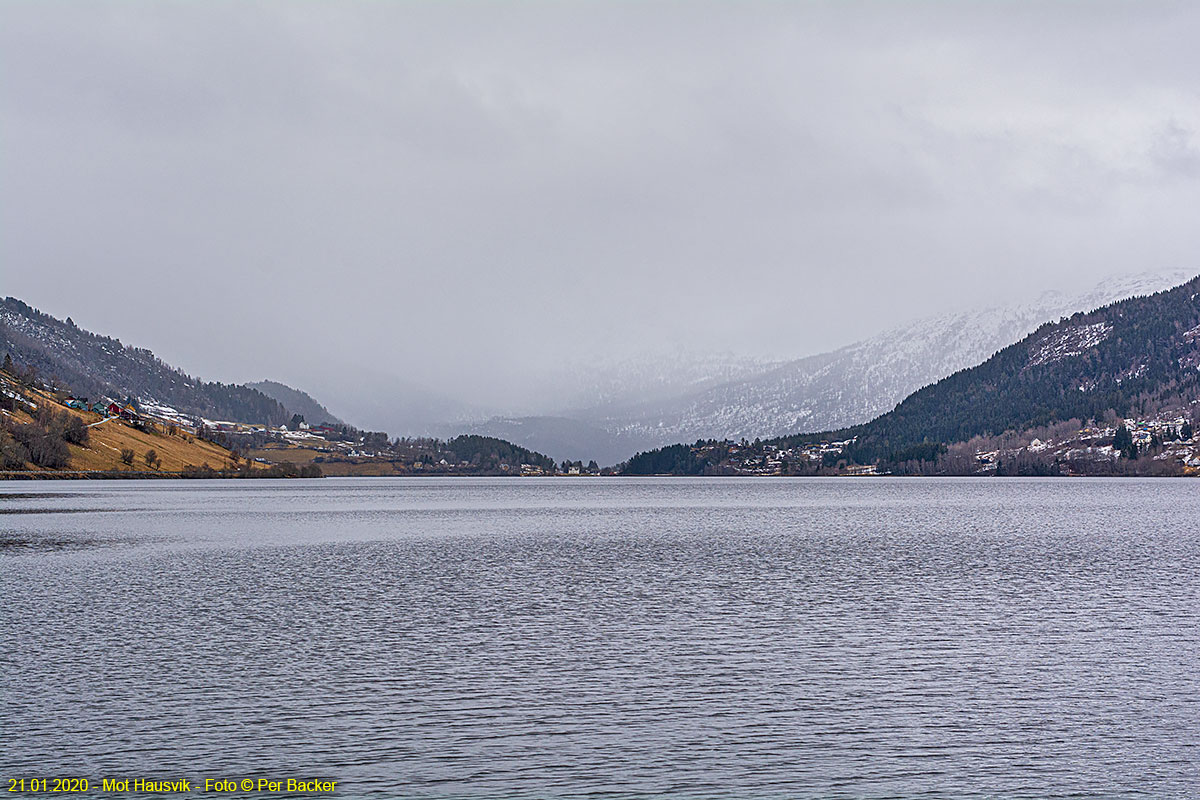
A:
[2,478,1198,799]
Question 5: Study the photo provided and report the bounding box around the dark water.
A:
[2,477,1198,799]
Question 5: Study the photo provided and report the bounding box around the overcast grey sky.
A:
[3,1,1199,417]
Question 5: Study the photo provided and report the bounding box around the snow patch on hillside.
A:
[1027,322,1113,368]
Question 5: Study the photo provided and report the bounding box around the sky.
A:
[3,1,1200,425]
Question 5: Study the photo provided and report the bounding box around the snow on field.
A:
[1,385,35,409]
[137,399,199,428]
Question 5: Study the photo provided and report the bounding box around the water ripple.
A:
[1,478,1198,799]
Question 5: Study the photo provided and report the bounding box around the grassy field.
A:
[246,445,325,464]
[69,413,244,473]
[247,445,406,476]
[3,380,257,474]
[309,460,405,477]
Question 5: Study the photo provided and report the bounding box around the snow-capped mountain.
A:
[600,271,1199,441]
[467,270,1196,464]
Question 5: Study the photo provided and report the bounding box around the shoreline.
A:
[3,471,1196,481]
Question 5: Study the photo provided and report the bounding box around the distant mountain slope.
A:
[455,351,777,464]
[247,380,344,426]
[590,270,1197,443]
[1,297,287,424]
[778,273,1200,461]
[447,416,642,468]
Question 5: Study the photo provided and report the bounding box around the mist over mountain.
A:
[307,366,481,440]
[437,350,777,465]
[551,350,779,414]
[464,270,1194,464]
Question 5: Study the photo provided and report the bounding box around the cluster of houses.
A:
[282,421,341,436]
[975,411,1200,474]
[688,437,860,476]
[677,409,1200,477]
[64,395,143,424]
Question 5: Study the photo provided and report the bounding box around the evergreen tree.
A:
[1113,424,1136,459]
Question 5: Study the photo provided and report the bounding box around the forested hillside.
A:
[248,380,344,427]
[1,297,288,424]
[443,435,556,472]
[794,274,1200,464]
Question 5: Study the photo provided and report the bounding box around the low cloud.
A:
[3,1,1199,424]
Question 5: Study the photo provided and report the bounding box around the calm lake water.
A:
[2,477,1198,799]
